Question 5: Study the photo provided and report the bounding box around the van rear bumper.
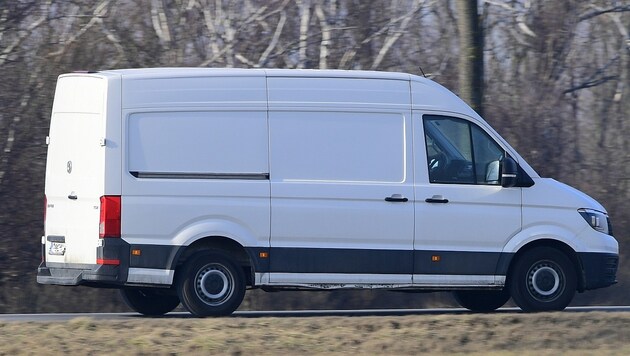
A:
[578,252,618,291]
[37,262,127,286]
[38,237,130,286]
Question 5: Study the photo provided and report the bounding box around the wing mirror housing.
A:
[501,157,518,188]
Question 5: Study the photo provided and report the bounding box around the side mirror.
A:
[501,157,518,188]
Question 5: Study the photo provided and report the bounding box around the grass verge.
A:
[1,311,628,355]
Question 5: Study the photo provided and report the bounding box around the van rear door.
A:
[44,75,107,265]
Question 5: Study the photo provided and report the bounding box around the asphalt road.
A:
[1,306,629,322]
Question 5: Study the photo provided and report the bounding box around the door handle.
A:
[425,195,449,204]
[68,194,77,200]
[385,194,408,203]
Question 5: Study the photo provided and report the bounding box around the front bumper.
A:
[578,252,618,291]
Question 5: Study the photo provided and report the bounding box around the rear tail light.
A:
[99,195,121,238]
[97,258,120,265]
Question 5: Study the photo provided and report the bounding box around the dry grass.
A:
[1,312,629,355]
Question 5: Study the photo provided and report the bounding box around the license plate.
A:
[49,242,66,256]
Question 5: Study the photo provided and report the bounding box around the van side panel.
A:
[267,77,414,285]
[120,75,270,285]
[127,111,268,175]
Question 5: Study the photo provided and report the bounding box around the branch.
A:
[235,53,256,67]
[47,0,112,58]
[340,1,426,68]
[579,5,630,22]
[0,1,54,64]
[260,25,356,67]
[100,24,126,67]
[297,0,311,68]
[151,0,172,44]
[563,76,618,94]
[583,4,629,41]
[482,0,516,12]
[371,0,426,70]
[257,9,287,67]
[0,15,46,65]
[314,3,331,69]
[201,6,221,61]
[563,55,621,94]
[199,43,235,67]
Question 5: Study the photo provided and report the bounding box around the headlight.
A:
[578,208,612,235]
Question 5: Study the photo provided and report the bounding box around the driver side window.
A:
[423,115,504,185]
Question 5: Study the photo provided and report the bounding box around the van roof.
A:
[85,68,474,114]
[63,67,478,118]
[98,67,414,81]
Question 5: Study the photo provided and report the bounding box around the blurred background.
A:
[0,0,628,313]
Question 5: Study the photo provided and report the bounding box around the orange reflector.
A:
[431,255,441,262]
[131,249,142,256]
[259,252,269,258]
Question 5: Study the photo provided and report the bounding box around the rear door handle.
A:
[385,194,408,203]
[68,193,77,200]
[425,195,449,204]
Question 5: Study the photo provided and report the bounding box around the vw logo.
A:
[66,161,72,174]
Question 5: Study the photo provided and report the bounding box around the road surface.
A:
[1,306,629,322]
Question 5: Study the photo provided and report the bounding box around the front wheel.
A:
[120,288,180,316]
[453,289,510,312]
[177,252,246,317]
[509,247,577,312]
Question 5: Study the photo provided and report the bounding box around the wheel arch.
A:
[173,236,256,287]
[507,239,585,292]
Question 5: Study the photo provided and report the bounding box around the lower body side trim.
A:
[126,268,175,285]
[256,273,504,289]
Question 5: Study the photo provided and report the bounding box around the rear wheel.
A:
[453,289,510,312]
[509,246,577,312]
[120,288,180,316]
[177,252,246,317]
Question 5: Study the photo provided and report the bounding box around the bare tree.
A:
[1,0,630,312]
[456,0,483,115]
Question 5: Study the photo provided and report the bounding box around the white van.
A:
[38,68,618,316]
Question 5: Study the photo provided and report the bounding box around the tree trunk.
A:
[456,0,483,116]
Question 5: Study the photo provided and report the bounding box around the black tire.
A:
[177,252,246,317]
[120,288,180,316]
[453,289,510,312]
[509,246,577,312]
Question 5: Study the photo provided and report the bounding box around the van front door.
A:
[268,110,414,286]
[413,114,522,287]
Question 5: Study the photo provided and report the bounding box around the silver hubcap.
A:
[195,263,234,306]
[531,266,560,296]
[527,261,564,301]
